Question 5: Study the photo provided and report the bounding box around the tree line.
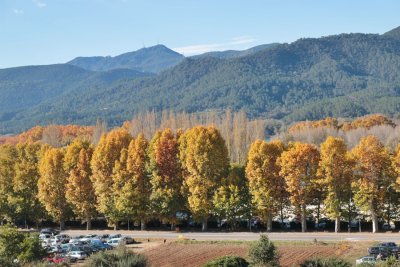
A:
[2,122,400,233]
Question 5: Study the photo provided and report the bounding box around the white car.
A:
[79,234,97,242]
[39,233,52,240]
[107,238,122,247]
[67,251,87,260]
[356,256,376,265]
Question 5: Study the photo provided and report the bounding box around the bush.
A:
[299,258,351,267]
[248,235,279,267]
[17,234,47,263]
[202,255,249,267]
[85,247,148,267]
[0,225,47,265]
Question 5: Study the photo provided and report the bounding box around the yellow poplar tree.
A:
[278,142,320,232]
[318,136,353,233]
[351,135,394,233]
[115,134,150,230]
[90,128,131,229]
[64,139,96,230]
[38,148,69,230]
[246,140,286,231]
[10,142,45,228]
[179,126,229,231]
[0,145,17,222]
[149,129,183,230]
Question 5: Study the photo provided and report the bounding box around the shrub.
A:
[17,234,47,263]
[202,255,249,267]
[299,258,351,267]
[85,247,148,267]
[248,235,279,267]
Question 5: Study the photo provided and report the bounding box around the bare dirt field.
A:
[137,240,373,267]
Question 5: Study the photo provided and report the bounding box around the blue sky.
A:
[1,0,399,69]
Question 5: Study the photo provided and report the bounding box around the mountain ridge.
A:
[1,27,400,134]
[67,44,185,73]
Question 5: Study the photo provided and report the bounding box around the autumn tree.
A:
[38,148,70,230]
[278,142,320,232]
[179,126,229,231]
[90,128,131,229]
[351,135,395,233]
[148,129,183,230]
[9,142,44,228]
[213,164,250,229]
[114,134,150,230]
[64,139,96,230]
[0,145,17,223]
[318,137,353,232]
[246,140,286,231]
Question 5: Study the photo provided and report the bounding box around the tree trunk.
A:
[170,222,176,231]
[113,222,119,231]
[202,218,208,232]
[301,203,307,233]
[266,211,273,232]
[60,220,65,231]
[371,210,379,233]
[335,217,340,233]
[140,219,146,230]
[86,216,92,231]
[316,200,321,230]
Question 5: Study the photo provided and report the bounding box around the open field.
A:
[131,239,374,267]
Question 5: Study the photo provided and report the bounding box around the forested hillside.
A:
[1,27,400,134]
[67,44,184,73]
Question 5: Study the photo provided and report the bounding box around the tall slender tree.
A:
[318,136,353,232]
[64,140,96,230]
[351,135,395,233]
[179,126,229,231]
[10,142,44,228]
[246,140,286,231]
[278,142,320,232]
[0,145,17,223]
[90,128,131,229]
[38,148,69,230]
[149,129,183,230]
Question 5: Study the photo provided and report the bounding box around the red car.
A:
[44,255,77,264]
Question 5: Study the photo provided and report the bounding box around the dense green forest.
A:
[1,26,400,134]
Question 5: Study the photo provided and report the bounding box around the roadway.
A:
[60,230,400,242]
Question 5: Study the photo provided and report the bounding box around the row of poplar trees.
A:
[1,125,400,233]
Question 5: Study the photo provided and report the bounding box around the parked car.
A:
[60,243,72,253]
[356,256,376,265]
[97,234,110,243]
[44,255,76,264]
[40,228,59,236]
[368,246,391,258]
[39,233,52,240]
[108,234,122,240]
[56,234,71,243]
[90,239,113,250]
[80,234,98,242]
[120,236,135,244]
[66,251,87,260]
[47,245,63,254]
[107,238,122,247]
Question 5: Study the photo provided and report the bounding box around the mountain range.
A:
[1,26,400,134]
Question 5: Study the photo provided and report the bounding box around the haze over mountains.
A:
[1,26,400,134]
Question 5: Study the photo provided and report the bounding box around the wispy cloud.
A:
[33,0,47,8]
[13,9,24,15]
[174,36,256,56]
